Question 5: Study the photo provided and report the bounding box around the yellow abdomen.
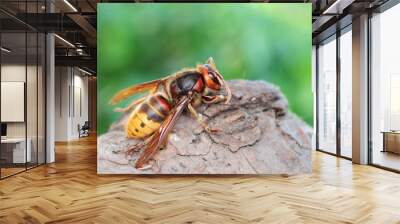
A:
[125,95,171,138]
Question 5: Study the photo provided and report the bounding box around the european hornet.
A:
[110,57,231,169]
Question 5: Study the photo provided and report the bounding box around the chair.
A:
[78,121,90,138]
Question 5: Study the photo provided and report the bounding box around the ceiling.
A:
[0,0,394,74]
[312,0,390,43]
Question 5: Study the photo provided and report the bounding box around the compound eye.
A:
[205,72,221,90]
[208,72,219,84]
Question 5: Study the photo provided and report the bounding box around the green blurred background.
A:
[98,3,312,135]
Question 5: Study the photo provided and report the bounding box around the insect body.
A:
[110,57,231,169]
[126,94,171,138]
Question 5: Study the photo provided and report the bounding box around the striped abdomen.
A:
[125,94,172,138]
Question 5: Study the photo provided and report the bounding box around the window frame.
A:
[315,23,353,160]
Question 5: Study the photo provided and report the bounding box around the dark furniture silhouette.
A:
[78,121,90,138]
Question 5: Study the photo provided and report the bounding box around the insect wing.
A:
[134,96,191,169]
[110,79,162,105]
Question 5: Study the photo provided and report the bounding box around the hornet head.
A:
[197,57,231,104]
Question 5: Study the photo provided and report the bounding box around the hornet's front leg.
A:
[202,95,226,104]
[187,103,220,134]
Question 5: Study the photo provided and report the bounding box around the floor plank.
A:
[0,135,400,224]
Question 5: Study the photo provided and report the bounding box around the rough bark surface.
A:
[98,80,312,174]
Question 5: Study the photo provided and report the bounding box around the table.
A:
[381,131,400,154]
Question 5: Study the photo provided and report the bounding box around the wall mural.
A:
[97,3,312,174]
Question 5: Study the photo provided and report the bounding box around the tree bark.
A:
[98,80,312,175]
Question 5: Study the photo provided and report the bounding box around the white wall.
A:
[1,63,46,164]
[1,65,40,137]
[55,67,89,141]
[55,67,69,141]
[72,73,89,138]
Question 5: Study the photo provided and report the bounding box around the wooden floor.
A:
[0,167,26,178]
[373,150,400,171]
[1,136,400,224]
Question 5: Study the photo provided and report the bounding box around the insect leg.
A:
[202,95,226,104]
[114,96,147,113]
[125,135,154,157]
[187,103,219,133]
